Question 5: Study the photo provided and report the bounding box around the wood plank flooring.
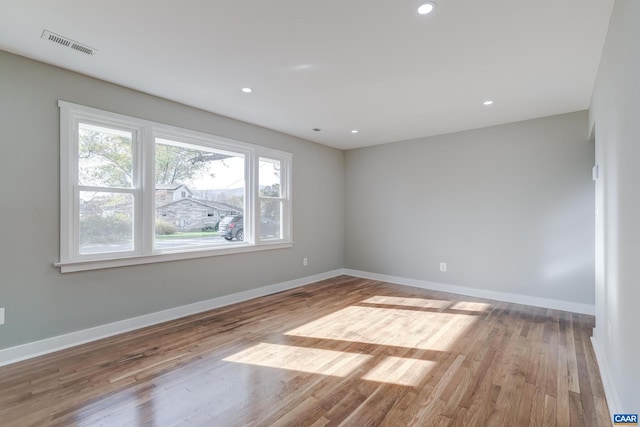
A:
[0,276,610,426]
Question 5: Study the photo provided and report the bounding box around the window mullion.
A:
[141,125,154,255]
[72,185,80,258]
[282,155,292,241]
[247,149,258,244]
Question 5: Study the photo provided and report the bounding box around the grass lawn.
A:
[156,231,219,239]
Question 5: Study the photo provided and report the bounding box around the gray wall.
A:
[0,51,345,349]
[345,111,595,304]
[0,48,600,356]
[589,0,640,412]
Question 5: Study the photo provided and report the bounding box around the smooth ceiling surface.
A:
[0,0,613,149]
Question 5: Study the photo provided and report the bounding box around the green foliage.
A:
[155,144,208,185]
[80,213,132,244]
[78,129,229,188]
[155,219,177,235]
[260,183,280,197]
[79,129,133,187]
[260,184,281,222]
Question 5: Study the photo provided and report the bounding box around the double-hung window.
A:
[57,101,292,272]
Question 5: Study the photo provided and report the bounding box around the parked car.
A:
[219,215,244,241]
[218,215,280,241]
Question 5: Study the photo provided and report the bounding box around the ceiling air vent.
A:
[41,30,97,56]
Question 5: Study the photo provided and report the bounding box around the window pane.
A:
[78,123,133,188]
[154,139,245,251]
[259,158,281,197]
[79,192,134,254]
[260,200,281,240]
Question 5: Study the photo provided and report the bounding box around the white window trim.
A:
[56,101,293,273]
[257,155,291,243]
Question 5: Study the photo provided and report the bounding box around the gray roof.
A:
[155,183,192,191]
[156,197,242,212]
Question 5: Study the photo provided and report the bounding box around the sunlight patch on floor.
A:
[449,301,491,312]
[223,343,372,377]
[361,356,437,386]
[285,306,477,351]
[223,343,437,387]
[362,295,452,310]
[224,300,480,388]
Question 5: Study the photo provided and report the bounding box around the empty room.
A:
[0,0,638,426]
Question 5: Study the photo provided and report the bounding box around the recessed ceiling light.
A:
[418,2,436,15]
[483,100,494,106]
[241,87,252,93]
[351,130,359,134]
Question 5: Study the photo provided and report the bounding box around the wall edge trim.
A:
[591,334,621,420]
[0,269,598,368]
[0,269,343,367]
[343,269,595,315]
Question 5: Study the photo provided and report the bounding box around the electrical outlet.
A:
[440,262,447,272]
[303,257,308,267]
[0,307,4,325]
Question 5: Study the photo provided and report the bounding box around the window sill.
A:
[55,241,294,273]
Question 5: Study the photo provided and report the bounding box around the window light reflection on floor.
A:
[223,343,437,387]
[362,295,491,313]
[361,356,437,387]
[362,295,453,309]
[223,297,481,387]
[284,306,477,352]
[223,343,372,377]
[448,301,491,312]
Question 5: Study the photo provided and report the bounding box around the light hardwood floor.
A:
[0,276,610,426]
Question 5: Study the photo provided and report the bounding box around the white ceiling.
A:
[0,0,613,150]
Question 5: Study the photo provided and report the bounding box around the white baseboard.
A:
[591,335,621,420]
[0,269,343,367]
[0,268,597,368]
[343,269,595,315]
